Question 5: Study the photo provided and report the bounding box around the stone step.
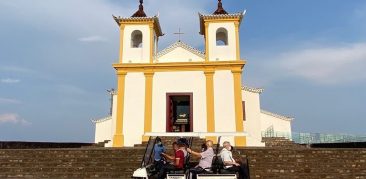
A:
[0,146,365,178]
[0,155,144,159]
[0,172,132,179]
[0,161,140,167]
[0,166,139,172]
[135,136,206,147]
[262,137,306,148]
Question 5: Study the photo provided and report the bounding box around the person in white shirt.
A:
[220,141,248,179]
[187,140,215,179]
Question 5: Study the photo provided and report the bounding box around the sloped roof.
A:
[156,41,205,59]
[131,0,147,17]
[91,116,112,124]
[199,12,245,19]
[261,110,294,121]
[241,86,264,94]
[198,11,245,35]
[213,0,228,15]
[112,15,164,37]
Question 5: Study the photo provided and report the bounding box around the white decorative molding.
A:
[112,15,163,36]
[198,12,244,19]
[241,86,264,94]
[145,132,248,138]
[198,12,246,35]
[91,116,112,124]
[261,110,294,121]
[155,41,205,60]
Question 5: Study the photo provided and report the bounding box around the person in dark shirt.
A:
[157,141,185,179]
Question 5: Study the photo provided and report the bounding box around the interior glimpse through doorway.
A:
[166,93,193,132]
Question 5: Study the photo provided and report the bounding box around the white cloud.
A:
[278,43,366,85]
[245,42,366,87]
[0,66,35,73]
[0,98,21,104]
[78,35,107,42]
[1,78,20,84]
[142,0,211,48]
[0,0,123,36]
[56,84,88,96]
[0,0,211,49]
[0,113,31,126]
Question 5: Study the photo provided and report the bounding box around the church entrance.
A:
[166,93,193,132]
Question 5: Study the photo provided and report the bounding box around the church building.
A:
[92,0,293,147]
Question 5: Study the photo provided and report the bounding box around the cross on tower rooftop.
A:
[173,28,185,42]
[213,0,228,15]
[132,0,147,17]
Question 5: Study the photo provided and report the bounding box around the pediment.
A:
[156,41,205,63]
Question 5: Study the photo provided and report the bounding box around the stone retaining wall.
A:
[0,141,94,149]
[1,137,366,178]
[238,147,366,179]
[0,147,365,178]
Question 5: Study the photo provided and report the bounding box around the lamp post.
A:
[107,88,115,116]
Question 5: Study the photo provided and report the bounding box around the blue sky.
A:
[0,0,365,142]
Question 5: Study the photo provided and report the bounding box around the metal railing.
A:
[261,131,366,144]
[292,132,366,144]
[141,136,157,168]
[261,131,292,140]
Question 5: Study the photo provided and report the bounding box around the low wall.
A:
[0,141,94,149]
[1,137,366,178]
[311,142,366,148]
[0,148,144,178]
[238,147,366,179]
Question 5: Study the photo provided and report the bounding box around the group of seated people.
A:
[152,137,249,179]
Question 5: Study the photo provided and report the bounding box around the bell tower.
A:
[199,0,245,62]
[111,0,163,147]
[199,0,247,146]
[113,0,163,64]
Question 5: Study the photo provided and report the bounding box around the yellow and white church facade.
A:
[93,0,293,147]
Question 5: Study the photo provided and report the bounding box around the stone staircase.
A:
[135,136,206,164]
[135,136,206,150]
[262,137,307,148]
[0,138,366,178]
